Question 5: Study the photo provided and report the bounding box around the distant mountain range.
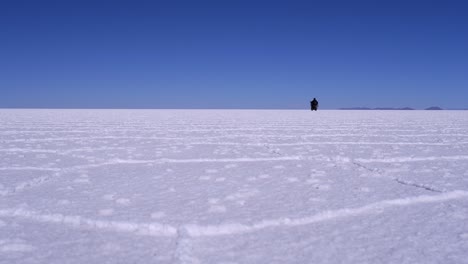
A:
[339,106,452,110]
[424,106,443,110]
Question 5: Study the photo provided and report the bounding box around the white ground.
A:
[1,109,468,264]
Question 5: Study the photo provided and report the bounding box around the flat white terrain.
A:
[1,109,468,263]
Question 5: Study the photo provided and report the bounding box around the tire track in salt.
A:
[351,160,445,193]
[394,178,443,193]
[174,226,199,264]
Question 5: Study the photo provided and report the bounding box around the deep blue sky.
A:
[1,0,467,109]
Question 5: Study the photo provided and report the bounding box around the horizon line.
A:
[0,107,466,111]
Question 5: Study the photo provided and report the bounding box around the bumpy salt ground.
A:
[1,109,468,263]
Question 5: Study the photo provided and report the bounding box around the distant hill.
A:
[425,106,443,110]
[339,107,415,110]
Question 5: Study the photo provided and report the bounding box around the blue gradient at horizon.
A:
[1,0,467,109]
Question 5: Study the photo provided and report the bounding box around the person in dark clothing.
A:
[310,98,319,111]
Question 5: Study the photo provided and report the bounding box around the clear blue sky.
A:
[1,0,467,109]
